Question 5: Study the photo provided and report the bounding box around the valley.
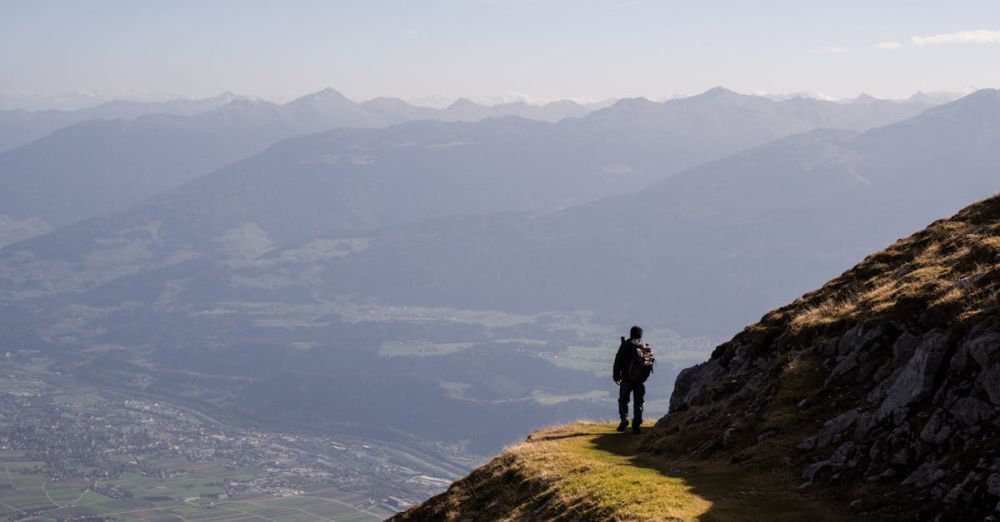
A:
[0,353,470,520]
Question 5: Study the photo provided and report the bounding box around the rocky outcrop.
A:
[648,194,1000,520]
[657,316,1000,519]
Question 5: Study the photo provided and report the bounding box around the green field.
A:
[0,460,391,521]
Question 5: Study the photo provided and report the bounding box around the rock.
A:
[920,409,953,445]
[856,357,878,383]
[866,468,896,482]
[798,436,817,451]
[944,472,981,504]
[892,407,910,426]
[871,361,894,383]
[979,365,1000,407]
[951,397,995,426]
[838,325,881,357]
[756,429,779,443]
[829,441,857,468]
[988,474,1000,496]
[821,339,839,358]
[966,331,1000,405]
[867,445,881,461]
[891,448,910,466]
[894,263,915,279]
[669,359,725,412]
[853,412,875,440]
[803,461,829,482]
[817,409,861,448]
[876,332,950,420]
[827,353,860,383]
[902,462,946,488]
[892,332,922,368]
[722,426,737,446]
[967,331,1000,370]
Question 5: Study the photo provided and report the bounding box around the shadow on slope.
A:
[395,422,848,521]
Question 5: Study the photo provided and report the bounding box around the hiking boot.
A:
[616,420,628,432]
[632,422,642,434]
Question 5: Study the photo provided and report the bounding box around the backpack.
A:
[626,339,655,383]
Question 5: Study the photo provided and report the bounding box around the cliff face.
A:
[650,193,1000,519]
[400,193,1000,521]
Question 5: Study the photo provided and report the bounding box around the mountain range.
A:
[0,86,940,250]
[1,89,997,457]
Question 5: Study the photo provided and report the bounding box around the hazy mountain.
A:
[0,89,109,111]
[0,91,247,153]
[316,90,1000,336]
[0,86,943,253]
[362,96,592,123]
[0,86,939,249]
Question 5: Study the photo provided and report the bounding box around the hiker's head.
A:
[630,325,643,340]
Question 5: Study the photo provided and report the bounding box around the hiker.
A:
[613,325,654,434]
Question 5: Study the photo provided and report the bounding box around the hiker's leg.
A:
[618,381,632,422]
[633,382,645,425]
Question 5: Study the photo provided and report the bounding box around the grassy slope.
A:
[644,193,1000,457]
[395,422,848,521]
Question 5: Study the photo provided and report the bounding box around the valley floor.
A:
[396,422,851,521]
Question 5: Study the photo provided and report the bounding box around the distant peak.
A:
[447,98,482,109]
[698,86,741,98]
[209,90,246,103]
[608,97,656,110]
[289,87,352,105]
[852,92,882,104]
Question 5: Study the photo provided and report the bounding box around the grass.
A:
[398,422,849,521]
[783,195,1000,333]
[530,389,609,406]
[378,340,475,358]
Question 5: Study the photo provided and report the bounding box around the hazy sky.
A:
[3,0,1000,104]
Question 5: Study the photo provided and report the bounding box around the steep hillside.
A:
[400,193,1000,520]
[649,193,1000,519]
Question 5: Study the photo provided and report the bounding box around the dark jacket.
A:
[613,337,643,382]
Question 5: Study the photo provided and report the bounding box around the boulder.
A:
[828,441,857,468]
[988,473,1000,497]
[838,325,881,357]
[827,352,860,383]
[892,332,922,368]
[919,409,953,445]
[944,472,981,504]
[951,397,995,426]
[902,462,946,488]
[967,331,1000,405]
[668,358,725,412]
[876,332,950,420]
[816,409,861,449]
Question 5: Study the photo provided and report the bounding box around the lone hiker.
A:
[613,325,655,434]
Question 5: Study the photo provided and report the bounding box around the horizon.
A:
[3,0,1000,109]
[0,83,986,112]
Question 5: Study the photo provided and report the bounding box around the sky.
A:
[2,0,1000,106]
